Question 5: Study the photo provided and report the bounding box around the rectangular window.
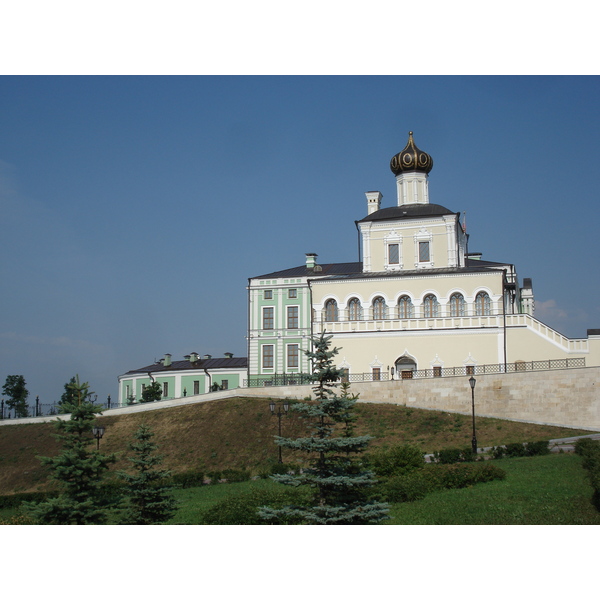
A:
[262,345,274,369]
[220,380,229,390]
[287,344,299,368]
[289,288,297,298]
[287,306,299,329]
[141,384,146,392]
[263,307,274,329]
[419,241,430,262]
[388,243,399,264]
[193,380,199,395]
[372,368,381,381]
[264,290,273,299]
[163,382,168,397]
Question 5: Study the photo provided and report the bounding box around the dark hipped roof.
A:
[358,203,457,223]
[311,264,505,283]
[251,262,362,280]
[125,356,248,376]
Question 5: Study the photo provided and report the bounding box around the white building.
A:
[247,132,599,384]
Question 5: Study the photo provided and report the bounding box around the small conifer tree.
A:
[259,332,389,524]
[27,400,116,524]
[2,374,29,418]
[118,424,177,524]
[140,381,162,403]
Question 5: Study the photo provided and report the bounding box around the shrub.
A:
[0,491,58,509]
[380,462,506,503]
[575,438,600,511]
[206,470,222,484]
[170,470,205,488]
[492,441,550,460]
[201,487,311,525]
[524,441,550,457]
[382,472,431,503]
[431,447,475,464]
[269,462,295,475]
[221,469,251,483]
[427,462,506,490]
[369,444,425,477]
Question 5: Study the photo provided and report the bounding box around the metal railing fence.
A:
[0,397,121,420]
[244,357,585,387]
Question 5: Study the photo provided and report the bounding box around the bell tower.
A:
[389,132,433,206]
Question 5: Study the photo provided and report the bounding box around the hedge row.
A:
[381,462,506,503]
[490,441,550,459]
[575,438,600,511]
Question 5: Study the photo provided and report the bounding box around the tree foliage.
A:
[59,376,78,406]
[118,424,177,524]
[65,374,94,406]
[2,374,29,418]
[26,400,116,524]
[140,381,162,403]
[259,332,389,525]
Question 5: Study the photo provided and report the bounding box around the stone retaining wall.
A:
[2,367,598,430]
[241,366,600,431]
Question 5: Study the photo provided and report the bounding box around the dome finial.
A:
[390,131,433,176]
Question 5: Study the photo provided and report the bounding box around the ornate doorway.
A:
[395,356,417,380]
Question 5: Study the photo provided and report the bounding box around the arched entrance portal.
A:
[394,356,417,380]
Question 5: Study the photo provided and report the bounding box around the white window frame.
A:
[287,343,299,369]
[287,305,299,329]
[262,345,274,369]
[414,227,434,268]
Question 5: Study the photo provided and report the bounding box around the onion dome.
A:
[390,131,433,175]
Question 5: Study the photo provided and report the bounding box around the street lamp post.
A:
[269,399,289,463]
[469,376,477,455]
[92,425,105,451]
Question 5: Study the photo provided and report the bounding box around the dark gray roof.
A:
[251,262,362,280]
[466,258,513,268]
[311,264,504,283]
[125,356,248,375]
[359,203,457,223]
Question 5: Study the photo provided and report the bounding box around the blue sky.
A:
[1,75,599,404]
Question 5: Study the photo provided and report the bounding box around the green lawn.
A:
[3,452,598,525]
[387,453,600,525]
[162,452,600,525]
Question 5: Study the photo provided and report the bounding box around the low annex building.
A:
[247,132,600,385]
[118,352,247,404]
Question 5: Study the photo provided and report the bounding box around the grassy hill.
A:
[0,396,595,496]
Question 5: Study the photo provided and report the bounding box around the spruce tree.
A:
[59,376,78,407]
[27,401,116,524]
[140,381,162,403]
[118,424,177,524]
[259,332,389,525]
[2,374,29,418]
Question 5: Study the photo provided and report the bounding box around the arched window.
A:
[475,291,491,316]
[372,296,387,320]
[348,298,362,321]
[397,295,413,319]
[423,294,438,318]
[324,299,338,322]
[449,293,466,317]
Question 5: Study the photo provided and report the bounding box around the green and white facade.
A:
[118,352,247,405]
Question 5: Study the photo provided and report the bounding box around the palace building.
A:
[246,132,599,385]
